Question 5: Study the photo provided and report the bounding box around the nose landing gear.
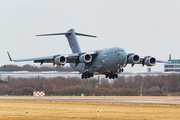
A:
[119,68,124,73]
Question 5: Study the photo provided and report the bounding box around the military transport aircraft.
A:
[7,29,170,79]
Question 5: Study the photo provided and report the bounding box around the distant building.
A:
[164,54,180,72]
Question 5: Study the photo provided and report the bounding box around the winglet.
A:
[7,52,13,61]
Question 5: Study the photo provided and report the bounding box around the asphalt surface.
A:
[1,96,180,104]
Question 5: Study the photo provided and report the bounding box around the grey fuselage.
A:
[70,47,127,75]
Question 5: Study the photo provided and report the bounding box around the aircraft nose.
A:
[120,52,127,64]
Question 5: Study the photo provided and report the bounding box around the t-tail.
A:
[36,29,96,53]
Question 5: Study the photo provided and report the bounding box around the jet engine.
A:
[127,54,140,64]
[79,54,92,63]
[144,57,156,66]
[54,56,67,65]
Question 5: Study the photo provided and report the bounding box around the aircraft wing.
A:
[156,59,171,63]
[7,51,97,65]
[127,53,171,67]
[139,56,171,64]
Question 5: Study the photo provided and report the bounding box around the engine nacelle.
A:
[127,54,140,64]
[54,56,67,65]
[79,54,92,63]
[144,57,156,66]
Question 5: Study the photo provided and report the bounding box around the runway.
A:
[1,96,180,104]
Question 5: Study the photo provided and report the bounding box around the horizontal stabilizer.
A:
[75,33,96,38]
[36,33,69,36]
[36,29,97,38]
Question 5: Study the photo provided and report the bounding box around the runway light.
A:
[97,109,99,116]
[26,110,28,116]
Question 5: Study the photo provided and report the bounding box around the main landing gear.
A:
[81,72,94,79]
[105,73,118,79]
[105,68,124,79]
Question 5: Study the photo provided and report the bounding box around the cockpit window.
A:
[115,49,125,53]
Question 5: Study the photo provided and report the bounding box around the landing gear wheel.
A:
[88,74,90,78]
[112,75,115,79]
[106,74,109,78]
[115,74,118,78]
[82,74,85,79]
[91,73,94,77]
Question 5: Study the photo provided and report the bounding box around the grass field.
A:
[0,98,180,120]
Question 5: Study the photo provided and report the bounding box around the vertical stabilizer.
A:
[66,29,81,53]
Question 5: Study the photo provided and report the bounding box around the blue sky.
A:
[1,0,180,72]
